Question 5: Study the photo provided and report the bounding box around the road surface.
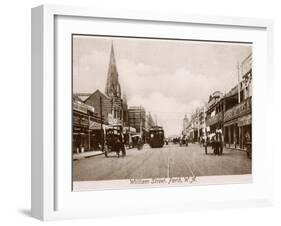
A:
[73,143,251,181]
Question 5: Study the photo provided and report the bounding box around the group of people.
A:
[202,132,224,155]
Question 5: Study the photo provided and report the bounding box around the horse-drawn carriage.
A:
[104,125,126,158]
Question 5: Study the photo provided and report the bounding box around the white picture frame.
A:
[31,4,274,221]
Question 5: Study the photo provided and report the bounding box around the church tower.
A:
[105,42,123,124]
[105,42,121,98]
[183,114,189,135]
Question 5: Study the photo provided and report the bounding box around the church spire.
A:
[105,42,121,98]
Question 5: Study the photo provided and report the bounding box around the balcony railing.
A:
[73,110,105,126]
[73,102,88,113]
[224,97,251,122]
[206,112,223,127]
[73,101,95,114]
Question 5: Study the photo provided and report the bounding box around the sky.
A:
[73,35,251,137]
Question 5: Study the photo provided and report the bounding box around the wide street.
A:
[73,143,251,181]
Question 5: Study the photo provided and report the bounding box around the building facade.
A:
[122,94,129,127]
[198,105,207,139]
[182,114,189,135]
[146,112,156,130]
[72,97,105,152]
[223,53,252,149]
[84,90,112,124]
[128,106,146,134]
[205,91,224,134]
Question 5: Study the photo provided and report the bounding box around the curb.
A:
[73,152,104,161]
[225,147,247,152]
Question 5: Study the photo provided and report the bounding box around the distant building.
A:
[198,105,207,138]
[122,93,129,127]
[128,106,146,133]
[73,93,91,101]
[205,91,224,134]
[191,109,200,142]
[84,89,112,124]
[146,112,155,130]
[185,121,193,140]
[182,115,189,135]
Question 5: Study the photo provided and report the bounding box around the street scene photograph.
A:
[72,35,252,191]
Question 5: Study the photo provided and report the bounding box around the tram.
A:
[148,126,165,148]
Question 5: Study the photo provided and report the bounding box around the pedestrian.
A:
[211,135,216,155]
[244,131,251,159]
[214,133,219,155]
[217,132,222,155]
[220,133,224,155]
[120,133,126,157]
[204,136,209,155]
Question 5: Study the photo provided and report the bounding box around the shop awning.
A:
[224,119,238,127]
[89,122,111,130]
[123,126,136,133]
[238,114,252,127]
[89,121,101,130]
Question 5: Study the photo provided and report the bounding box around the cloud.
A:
[118,58,217,104]
[73,49,109,93]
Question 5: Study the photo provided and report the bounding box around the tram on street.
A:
[148,126,165,148]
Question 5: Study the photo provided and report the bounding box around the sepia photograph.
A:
[72,35,252,191]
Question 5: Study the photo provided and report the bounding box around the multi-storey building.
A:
[223,53,252,149]
[128,106,146,134]
[146,112,156,130]
[72,96,105,152]
[198,105,207,138]
[185,121,193,140]
[187,108,201,142]
[205,91,224,134]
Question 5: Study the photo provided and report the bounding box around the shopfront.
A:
[224,120,239,148]
[238,114,252,149]
[223,97,252,149]
[73,110,89,153]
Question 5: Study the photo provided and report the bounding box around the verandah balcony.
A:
[224,97,252,122]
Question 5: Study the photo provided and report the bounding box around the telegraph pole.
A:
[139,106,142,136]
[100,96,104,152]
[237,62,241,104]
[88,114,91,151]
[197,109,200,142]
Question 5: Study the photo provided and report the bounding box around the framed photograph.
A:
[31,4,274,221]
